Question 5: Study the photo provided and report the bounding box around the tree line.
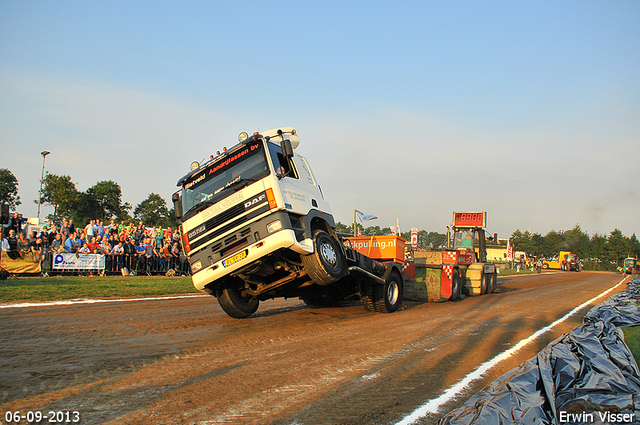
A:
[509,225,639,270]
[0,168,176,228]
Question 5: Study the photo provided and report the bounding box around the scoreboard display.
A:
[452,211,486,228]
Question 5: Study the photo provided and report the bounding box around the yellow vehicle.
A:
[543,251,581,271]
[624,257,638,275]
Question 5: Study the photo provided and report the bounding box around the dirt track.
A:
[0,271,628,425]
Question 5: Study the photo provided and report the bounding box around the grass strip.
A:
[0,276,199,303]
[623,326,640,365]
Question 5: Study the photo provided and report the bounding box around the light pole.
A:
[37,150,50,221]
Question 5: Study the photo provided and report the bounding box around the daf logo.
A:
[245,194,266,209]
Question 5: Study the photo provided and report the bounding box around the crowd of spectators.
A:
[1,213,189,276]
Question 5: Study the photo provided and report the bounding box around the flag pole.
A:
[353,209,357,237]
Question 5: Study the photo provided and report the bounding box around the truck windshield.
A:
[181,141,269,218]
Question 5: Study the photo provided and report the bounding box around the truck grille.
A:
[188,191,269,252]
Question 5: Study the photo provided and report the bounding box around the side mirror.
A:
[172,192,183,223]
[281,138,294,159]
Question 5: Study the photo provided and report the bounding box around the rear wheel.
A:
[302,229,346,286]
[360,285,375,312]
[487,272,496,293]
[480,273,487,294]
[373,271,403,313]
[449,268,462,301]
[217,279,259,318]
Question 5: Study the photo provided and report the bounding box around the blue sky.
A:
[1,1,638,239]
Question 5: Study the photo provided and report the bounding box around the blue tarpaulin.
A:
[439,277,640,425]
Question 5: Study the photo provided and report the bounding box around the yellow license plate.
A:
[223,250,248,268]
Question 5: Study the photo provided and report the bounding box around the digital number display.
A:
[453,212,486,228]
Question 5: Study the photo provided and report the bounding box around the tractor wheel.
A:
[449,268,462,301]
[480,272,487,294]
[302,229,346,286]
[487,272,496,293]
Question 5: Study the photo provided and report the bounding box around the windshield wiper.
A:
[225,176,260,192]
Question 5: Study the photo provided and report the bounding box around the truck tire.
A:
[360,285,375,312]
[373,271,403,313]
[449,268,462,301]
[487,272,496,293]
[302,229,346,286]
[217,279,259,318]
[480,273,487,295]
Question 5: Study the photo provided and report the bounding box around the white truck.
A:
[173,127,404,318]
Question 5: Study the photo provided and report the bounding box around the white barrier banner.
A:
[53,253,105,270]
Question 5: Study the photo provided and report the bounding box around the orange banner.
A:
[345,235,407,263]
[0,251,42,274]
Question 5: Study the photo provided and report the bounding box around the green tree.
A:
[589,233,607,259]
[73,192,100,225]
[510,229,535,255]
[87,180,132,221]
[0,168,21,210]
[134,193,171,228]
[399,230,447,249]
[541,230,566,257]
[630,234,640,259]
[424,231,447,249]
[563,224,590,258]
[530,233,544,257]
[362,225,382,236]
[39,174,79,221]
[335,221,352,235]
[605,229,630,267]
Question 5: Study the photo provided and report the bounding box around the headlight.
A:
[191,260,203,273]
[266,220,283,234]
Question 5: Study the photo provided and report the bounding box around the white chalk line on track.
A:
[395,275,630,425]
[0,293,208,309]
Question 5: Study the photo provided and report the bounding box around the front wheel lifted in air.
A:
[301,229,346,286]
